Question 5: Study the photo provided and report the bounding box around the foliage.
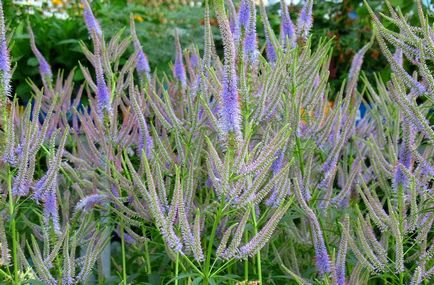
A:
[0,0,433,284]
[7,0,214,101]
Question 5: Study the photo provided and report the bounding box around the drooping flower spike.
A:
[28,25,53,85]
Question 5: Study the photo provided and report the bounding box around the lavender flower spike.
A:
[130,15,151,80]
[215,0,242,142]
[296,0,314,42]
[44,189,61,234]
[294,178,332,275]
[227,0,240,42]
[28,25,53,81]
[280,0,295,48]
[95,48,112,117]
[259,0,277,63]
[346,43,371,96]
[174,31,187,89]
[75,194,108,212]
[0,0,11,98]
[81,0,102,38]
[238,0,250,30]
[243,0,258,63]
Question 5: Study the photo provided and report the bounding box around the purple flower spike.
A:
[280,0,295,48]
[12,178,30,197]
[243,0,257,63]
[96,71,111,116]
[227,0,240,42]
[265,36,276,64]
[216,0,242,141]
[44,189,61,234]
[28,26,53,81]
[0,0,11,97]
[394,121,414,189]
[221,68,242,138]
[297,0,313,42]
[94,48,112,117]
[174,32,187,88]
[136,50,150,79]
[82,0,102,37]
[190,53,199,70]
[138,127,154,158]
[131,16,151,80]
[75,194,107,212]
[238,0,250,30]
[259,1,277,63]
[33,175,48,201]
[394,47,403,67]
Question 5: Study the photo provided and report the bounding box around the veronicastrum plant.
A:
[0,0,432,284]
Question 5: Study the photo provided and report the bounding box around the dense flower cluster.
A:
[0,0,432,284]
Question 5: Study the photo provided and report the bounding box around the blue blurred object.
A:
[348,11,357,20]
[356,102,368,125]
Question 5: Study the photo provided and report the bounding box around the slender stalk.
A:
[141,226,152,274]
[120,225,127,285]
[244,230,249,282]
[203,200,225,285]
[295,136,304,176]
[175,252,179,285]
[251,205,262,284]
[7,165,19,285]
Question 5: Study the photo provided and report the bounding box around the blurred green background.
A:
[4,0,433,101]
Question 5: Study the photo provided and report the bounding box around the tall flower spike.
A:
[227,0,240,42]
[393,120,414,189]
[2,100,16,165]
[346,43,371,96]
[238,201,291,258]
[203,0,213,70]
[81,0,111,118]
[174,31,187,89]
[28,25,53,83]
[238,0,250,30]
[34,127,69,202]
[81,0,102,38]
[44,188,60,234]
[294,177,332,275]
[280,0,295,48]
[243,0,258,63]
[0,0,11,99]
[259,0,277,63]
[130,15,151,80]
[215,0,242,142]
[129,77,153,158]
[296,0,313,42]
[95,46,112,118]
[336,216,349,285]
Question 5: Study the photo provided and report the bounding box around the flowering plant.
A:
[0,0,432,284]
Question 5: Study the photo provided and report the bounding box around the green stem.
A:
[203,200,225,285]
[7,166,19,285]
[251,205,262,284]
[295,137,304,176]
[142,226,152,274]
[175,252,179,285]
[244,231,249,282]
[120,225,127,285]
